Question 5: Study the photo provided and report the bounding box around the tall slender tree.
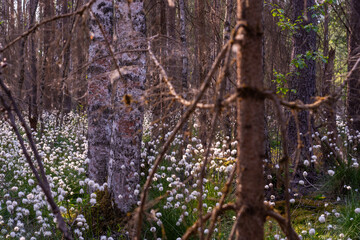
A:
[288,0,317,158]
[235,0,266,238]
[28,0,39,130]
[347,0,360,131]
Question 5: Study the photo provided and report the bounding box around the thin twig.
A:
[0,0,96,53]
[265,206,300,240]
[148,38,214,109]
[182,203,236,240]
[133,41,231,240]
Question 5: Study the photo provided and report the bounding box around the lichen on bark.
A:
[87,0,146,212]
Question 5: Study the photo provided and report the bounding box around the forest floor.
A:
[1,113,360,239]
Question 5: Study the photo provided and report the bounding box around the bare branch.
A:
[266,206,300,240]
[147,36,215,109]
[0,0,96,53]
[133,39,231,240]
[182,203,236,240]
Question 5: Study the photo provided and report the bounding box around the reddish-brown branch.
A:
[133,41,231,240]
[266,207,300,240]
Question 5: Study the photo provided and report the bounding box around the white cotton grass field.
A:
[1,113,360,239]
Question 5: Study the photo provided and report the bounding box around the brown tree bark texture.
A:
[288,0,317,157]
[347,0,360,131]
[235,0,266,239]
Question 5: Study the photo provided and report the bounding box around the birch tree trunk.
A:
[88,0,146,212]
[235,0,265,238]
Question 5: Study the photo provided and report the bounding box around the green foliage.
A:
[272,69,296,96]
[322,164,360,197]
[337,194,360,239]
[267,2,320,35]
[270,7,298,32]
[291,51,328,70]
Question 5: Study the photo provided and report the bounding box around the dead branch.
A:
[182,203,236,240]
[133,39,231,240]
[148,36,218,109]
[265,206,300,240]
[0,0,96,53]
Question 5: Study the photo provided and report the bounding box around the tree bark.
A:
[347,0,360,131]
[235,0,266,238]
[196,0,209,146]
[88,0,146,212]
[322,3,337,140]
[18,0,25,101]
[28,0,39,130]
[179,0,189,140]
[179,0,188,97]
[221,0,233,143]
[39,0,55,134]
[288,0,317,159]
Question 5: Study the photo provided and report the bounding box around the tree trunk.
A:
[28,0,39,130]
[88,0,146,212]
[179,0,188,97]
[288,0,316,159]
[17,0,25,101]
[347,0,360,131]
[196,0,208,146]
[235,0,266,238]
[179,0,189,140]
[39,0,55,135]
[221,0,233,143]
[322,3,337,141]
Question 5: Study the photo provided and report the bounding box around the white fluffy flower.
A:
[355,208,360,214]
[28,179,35,185]
[328,170,335,176]
[90,198,96,205]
